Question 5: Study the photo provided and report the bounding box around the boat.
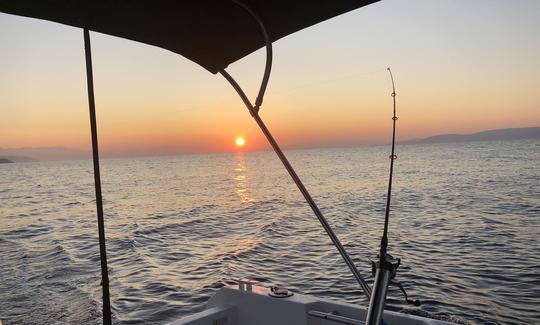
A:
[0,1,456,324]
[170,281,450,325]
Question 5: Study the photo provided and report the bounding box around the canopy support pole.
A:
[220,0,372,300]
[83,28,112,325]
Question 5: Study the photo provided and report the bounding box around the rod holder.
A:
[365,254,400,325]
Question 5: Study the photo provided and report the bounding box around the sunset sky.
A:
[1,0,539,156]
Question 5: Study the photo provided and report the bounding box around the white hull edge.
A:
[170,284,453,325]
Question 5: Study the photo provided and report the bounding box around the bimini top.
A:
[0,0,378,73]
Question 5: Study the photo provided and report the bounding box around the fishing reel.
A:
[370,254,421,307]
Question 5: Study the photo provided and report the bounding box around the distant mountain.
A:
[0,147,89,161]
[0,158,15,164]
[404,127,540,144]
[0,155,38,163]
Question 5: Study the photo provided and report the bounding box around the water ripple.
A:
[1,140,539,324]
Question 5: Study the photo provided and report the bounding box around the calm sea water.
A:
[1,140,539,325]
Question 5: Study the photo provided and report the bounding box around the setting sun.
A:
[235,136,246,147]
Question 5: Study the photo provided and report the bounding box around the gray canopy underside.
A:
[0,0,378,73]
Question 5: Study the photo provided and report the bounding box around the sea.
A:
[1,139,539,325]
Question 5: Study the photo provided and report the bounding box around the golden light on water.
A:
[235,136,246,147]
[234,152,253,203]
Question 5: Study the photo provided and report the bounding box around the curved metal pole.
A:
[220,70,372,299]
[84,28,112,325]
[231,0,272,113]
[221,1,372,299]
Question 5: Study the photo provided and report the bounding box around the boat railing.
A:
[308,310,365,325]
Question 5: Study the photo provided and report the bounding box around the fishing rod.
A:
[381,67,397,264]
[365,67,400,325]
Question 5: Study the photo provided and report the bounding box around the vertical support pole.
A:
[83,28,112,325]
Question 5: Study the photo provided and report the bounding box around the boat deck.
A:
[170,284,452,325]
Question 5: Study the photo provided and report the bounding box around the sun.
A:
[235,136,246,147]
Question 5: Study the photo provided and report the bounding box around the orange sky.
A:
[1,1,539,156]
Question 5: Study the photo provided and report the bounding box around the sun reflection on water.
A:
[233,152,254,203]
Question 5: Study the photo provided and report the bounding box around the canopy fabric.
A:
[0,0,378,73]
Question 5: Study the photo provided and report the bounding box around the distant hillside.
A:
[0,155,38,163]
[0,158,15,164]
[404,127,540,144]
[0,147,89,161]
